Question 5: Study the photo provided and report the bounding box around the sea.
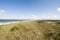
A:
[0,19,31,25]
[0,19,27,25]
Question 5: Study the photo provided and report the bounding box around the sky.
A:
[0,0,60,19]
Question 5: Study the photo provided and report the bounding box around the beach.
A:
[0,21,20,25]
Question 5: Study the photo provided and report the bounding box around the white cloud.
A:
[32,15,37,18]
[47,15,57,19]
[41,15,60,20]
[31,14,39,19]
[57,8,60,12]
[0,10,5,14]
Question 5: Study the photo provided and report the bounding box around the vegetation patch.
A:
[0,20,60,40]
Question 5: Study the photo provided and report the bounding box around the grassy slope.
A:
[0,20,60,40]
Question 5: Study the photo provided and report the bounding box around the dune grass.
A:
[0,20,60,40]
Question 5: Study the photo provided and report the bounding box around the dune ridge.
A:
[0,20,60,40]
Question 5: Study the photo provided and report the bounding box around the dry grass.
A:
[0,20,60,40]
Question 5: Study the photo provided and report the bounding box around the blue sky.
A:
[0,0,60,19]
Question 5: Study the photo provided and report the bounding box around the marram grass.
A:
[0,20,60,40]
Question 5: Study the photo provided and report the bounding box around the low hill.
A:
[0,20,60,40]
